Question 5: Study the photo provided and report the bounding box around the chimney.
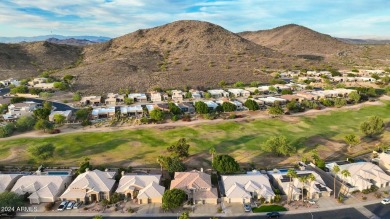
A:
[200,168,203,172]
[105,168,108,172]
[85,168,90,172]
[121,171,125,176]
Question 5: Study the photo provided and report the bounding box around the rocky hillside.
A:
[54,20,309,94]
[0,41,82,80]
[239,24,352,58]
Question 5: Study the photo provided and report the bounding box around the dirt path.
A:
[0,148,23,162]
[0,97,387,141]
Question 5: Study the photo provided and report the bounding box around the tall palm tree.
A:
[298,176,308,203]
[332,164,340,199]
[157,156,164,173]
[340,169,351,197]
[286,169,297,202]
[306,173,316,200]
[209,146,216,164]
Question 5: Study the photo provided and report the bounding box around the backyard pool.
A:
[47,171,70,176]
[278,169,288,173]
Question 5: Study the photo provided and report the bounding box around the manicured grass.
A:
[252,205,287,212]
[0,101,389,166]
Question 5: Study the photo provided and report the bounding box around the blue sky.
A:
[0,0,389,39]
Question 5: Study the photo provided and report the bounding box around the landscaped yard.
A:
[0,101,389,168]
[252,205,287,212]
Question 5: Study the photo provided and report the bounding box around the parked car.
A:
[381,198,390,204]
[57,201,68,211]
[308,199,316,204]
[243,204,251,212]
[66,201,75,209]
[266,211,281,218]
[73,201,83,209]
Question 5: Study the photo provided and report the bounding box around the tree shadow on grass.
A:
[67,139,128,159]
[214,134,258,153]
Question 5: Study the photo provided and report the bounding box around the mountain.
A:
[0,35,111,43]
[0,41,82,80]
[46,38,98,46]
[52,20,309,93]
[338,38,390,45]
[239,24,351,58]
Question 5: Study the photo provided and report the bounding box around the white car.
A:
[381,198,390,204]
[308,199,316,204]
[66,201,75,209]
[57,201,68,211]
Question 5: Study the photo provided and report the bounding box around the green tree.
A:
[0,123,14,138]
[16,115,36,132]
[298,176,308,202]
[212,154,240,174]
[10,85,29,94]
[157,156,186,173]
[53,114,66,125]
[385,86,390,95]
[344,134,360,149]
[334,98,347,108]
[75,108,90,121]
[218,80,226,88]
[233,81,245,88]
[78,157,92,174]
[244,99,259,111]
[348,91,361,104]
[93,215,103,219]
[222,102,237,112]
[27,143,55,161]
[340,170,351,196]
[167,138,190,158]
[53,82,68,90]
[63,74,74,83]
[286,100,302,113]
[150,109,165,122]
[195,101,209,114]
[281,89,293,95]
[168,102,182,115]
[320,98,334,107]
[124,97,134,105]
[10,97,26,104]
[0,192,24,209]
[268,105,284,116]
[269,86,277,93]
[204,92,212,99]
[332,165,340,198]
[360,116,385,138]
[263,136,296,156]
[162,189,187,211]
[184,92,192,99]
[179,212,190,219]
[33,108,51,120]
[72,92,82,101]
[250,81,259,87]
[34,119,53,132]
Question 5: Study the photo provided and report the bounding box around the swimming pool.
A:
[47,171,70,176]
[278,169,288,173]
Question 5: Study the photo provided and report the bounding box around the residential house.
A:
[280,95,303,102]
[207,89,229,99]
[0,96,11,107]
[170,170,218,204]
[228,89,251,98]
[326,162,390,191]
[32,83,55,90]
[3,101,40,120]
[221,170,275,203]
[171,90,184,102]
[296,91,318,101]
[28,78,47,85]
[231,100,244,110]
[0,174,22,192]
[49,110,73,122]
[105,93,125,105]
[378,152,390,174]
[176,103,195,114]
[12,175,72,204]
[268,169,332,200]
[203,101,219,111]
[60,169,116,203]
[128,93,148,102]
[116,174,165,204]
[154,103,170,112]
[145,105,156,113]
[80,96,102,106]
[189,89,203,99]
[120,105,144,117]
[258,97,286,105]
[150,91,168,102]
[91,107,116,119]
[0,78,20,87]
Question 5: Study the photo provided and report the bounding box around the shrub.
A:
[375,193,382,199]
[362,196,367,200]
[127,207,135,213]
[217,207,223,213]
[45,202,55,211]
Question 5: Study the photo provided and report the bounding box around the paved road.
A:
[365,203,390,219]
[0,87,10,96]
[14,208,368,219]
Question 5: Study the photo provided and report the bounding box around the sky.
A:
[0,0,389,39]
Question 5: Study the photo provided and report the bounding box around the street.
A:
[364,203,390,218]
[14,208,368,219]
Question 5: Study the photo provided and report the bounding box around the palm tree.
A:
[306,173,316,200]
[340,169,351,196]
[157,156,164,173]
[332,164,340,199]
[298,176,308,203]
[209,146,216,163]
[286,169,297,202]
